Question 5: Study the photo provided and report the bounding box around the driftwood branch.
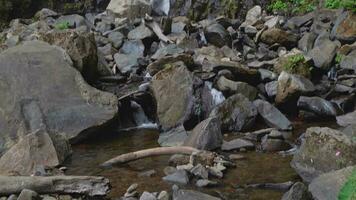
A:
[101,146,200,167]
[0,176,110,196]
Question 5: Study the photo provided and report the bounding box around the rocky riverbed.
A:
[0,0,355,200]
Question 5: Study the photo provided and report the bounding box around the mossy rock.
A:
[274,53,312,78]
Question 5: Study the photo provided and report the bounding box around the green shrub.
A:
[54,21,70,30]
[335,53,344,64]
[285,54,306,70]
[338,169,356,200]
[268,0,288,12]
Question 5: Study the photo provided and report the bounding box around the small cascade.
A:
[206,82,225,106]
[130,101,157,129]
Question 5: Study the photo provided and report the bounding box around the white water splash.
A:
[131,101,150,125]
[206,82,225,106]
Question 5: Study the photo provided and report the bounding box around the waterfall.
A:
[130,101,157,129]
[206,82,225,106]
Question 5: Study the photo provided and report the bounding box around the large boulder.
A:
[0,130,71,175]
[253,99,292,130]
[308,39,339,70]
[0,41,118,155]
[39,30,98,83]
[150,61,212,130]
[184,117,222,151]
[340,49,356,72]
[275,71,315,105]
[106,0,151,19]
[309,166,356,200]
[291,127,356,182]
[331,11,356,43]
[260,28,298,49]
[204,23,231,48]
[282,182,312,200]
[337,111,356,127]
[209,94,257,132]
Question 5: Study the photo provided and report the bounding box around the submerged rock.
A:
[210,94,257,132]
[291,127,356,182]
[0,41,117,156]
[158,125,188,147]
[221,138,255,151]
[173,189,221,200]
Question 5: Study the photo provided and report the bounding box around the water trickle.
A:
[206,82,225,106]
[130,101,157,129]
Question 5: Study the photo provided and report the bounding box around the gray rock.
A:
[128,24,153,40]
[158,126,188,147]
[282,182,311,200]
[157,191,169,200]
[216,76,258,100]
[254,99,292,130]
[56,14,87,29]
[34,8,58,20]
[95,21,112,34]
[151,0,170,16]
[309,166,355,200]
[140,192,157,200]
[291,127,356,182]
[195,179,218,187]
[17,189,39,200]
[210,94,257,132]
[0,41,117,156]
[108,31,124,49]
[308,39,339,70]
[242,6,262,26]
[342,125,356,140]
[162,170,189,185]
[151,44,184,60]
[337,111,356,127]
[261,136,291,152]
[121,40,145,57]
[259,69,278,81]
[184,117,222,151]
[173,189,221,200]
[297,96,341,117]
[265,81,278,97]
[204,23,231,48]
[340,50,356,72]
[331,11,356,43]
[7,194,18,200]
[190,164,209,179]
[107,0,151,19]
[276,72,315,104]
[114,53,139,74]
[286,12,314,29]
[298,32,317,52]
[221,139,255,151]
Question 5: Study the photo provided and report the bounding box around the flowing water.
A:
[63,120,338,199]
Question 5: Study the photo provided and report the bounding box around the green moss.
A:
[338,169,356,200]
[221,0,239,19]
[325,0,356,12]
[54,21,70,30]
[335,53,344,65]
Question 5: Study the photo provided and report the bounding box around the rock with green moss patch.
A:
[274,53,312,78]
[291,127,356,182]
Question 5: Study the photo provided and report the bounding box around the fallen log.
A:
[0,176,110,197]
[101,146,200,167]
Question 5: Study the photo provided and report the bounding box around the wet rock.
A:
[298,32,317,52]
[121,40,145,57]
[331,11,356,43]
[107,0,151,18]
[340,49,356,72]
[150,62,211,130]
[204,23,231,48]
[196,179,218,187]
[276,72,315,105]
[291,127,356,182]
[260,28,298,49]
[39,30,98,83]
[282,182,311,200]
[0,41,117,156]
[261,132,291,152]
[221,138,254,151]
[184,117,222,151]
[216,76,258,100]
[337,111,356,127]
[254,99,292,130]
[173,189,221,200]
[140,192,156,200]
[308,39,339,70]
[210,94,257,132]
[297,96,341,117]
[162,169,189,185]
[158,125,188,147]
[309,166,355,200]
[17,189,39,200]
[114,53,139,74]
[108,31,124,49]
[128,24,154,40]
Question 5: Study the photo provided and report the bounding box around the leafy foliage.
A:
[285,54,306,70]
[338,169,356,200]
[335,53,344,64]
[54,21,70,30]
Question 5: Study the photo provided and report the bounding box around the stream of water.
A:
[63,120,338,199]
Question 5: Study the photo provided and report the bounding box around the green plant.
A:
[285,54,306,70]
[268,0,288,12]
[54,21,70,30]
[335,53,344,64]
[338,169,356,200]
[325,0,356,11]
